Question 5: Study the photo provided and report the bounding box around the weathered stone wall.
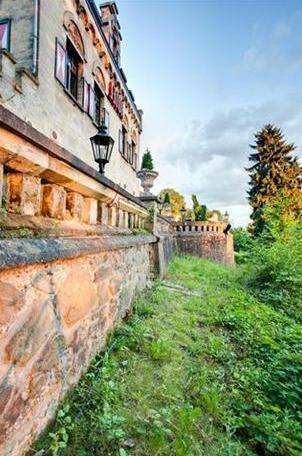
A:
[0,0,35,70]
[176,232,234,265]
[0,234,158,456]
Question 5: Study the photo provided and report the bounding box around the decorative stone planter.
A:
[137,169,159,196]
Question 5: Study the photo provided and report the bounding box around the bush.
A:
[141,149,154,170]
[239,199,302,321]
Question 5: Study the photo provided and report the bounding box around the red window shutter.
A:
[89,86,95,119]
[82,80,90,113]
[0,20,10,50]
[108,81,113,100]
[55,39,67,86]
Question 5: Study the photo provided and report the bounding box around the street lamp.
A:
[158,196,163,214]
[180,206,186,231]
[90,122,114,174]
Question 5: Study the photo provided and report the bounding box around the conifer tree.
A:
[247,124,302,235]
[164,192,170,204]
[192,194,202,221]
[200,205,208,221]
[141,149,154,170]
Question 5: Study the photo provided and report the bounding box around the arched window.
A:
[65,21,84,101]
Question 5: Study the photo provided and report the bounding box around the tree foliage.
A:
[191,195,203,221]
[247,124,302,235]
[200,204,207,221]
[159,188,185,220]
[141,149,154,170]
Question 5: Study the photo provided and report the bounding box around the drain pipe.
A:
[32,0,39,75]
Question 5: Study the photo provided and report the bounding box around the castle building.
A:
[0,0,143,195]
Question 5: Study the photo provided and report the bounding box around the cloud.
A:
[243,9,302,72]
[153,97,302,227]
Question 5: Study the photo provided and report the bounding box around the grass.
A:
[32,255,302,456]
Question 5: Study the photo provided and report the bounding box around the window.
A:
[119,126,127,157]
[0,19,11,51]
[132,141,137,169]
[94,82,105,126]
[66,38,83,101]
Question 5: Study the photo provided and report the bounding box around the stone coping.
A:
[0,234,157,270]
[177,232,229,237]
[157,214,173,224]
[0,105,146,211]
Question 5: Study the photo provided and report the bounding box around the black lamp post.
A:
[90,122,114,174]
[158,196,163,214]
[180,206,186,231]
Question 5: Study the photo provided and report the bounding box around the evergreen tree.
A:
[192,194,202,221]
[164,192,170,204]
[141,149,154,170]
[247,124,302,235]
[200,205,207,221]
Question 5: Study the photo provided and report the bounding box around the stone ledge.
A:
[0,234,157,270]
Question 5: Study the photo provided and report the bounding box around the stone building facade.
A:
[0,0,142,195]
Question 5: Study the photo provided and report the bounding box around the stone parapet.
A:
[176,232,234,265]
[0,106,148,233]
[0,233,167,456]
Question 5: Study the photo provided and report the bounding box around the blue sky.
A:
[110,0,302,226]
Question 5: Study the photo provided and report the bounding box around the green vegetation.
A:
[163,192,170,205]
[247,124,302,235]
[141,149,154,170]
[34,255,302,456]
[159,188,185,220]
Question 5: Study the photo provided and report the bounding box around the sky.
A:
[110,0,302,226]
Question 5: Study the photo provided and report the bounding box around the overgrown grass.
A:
[32,255,302,456]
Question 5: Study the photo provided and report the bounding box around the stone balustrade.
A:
[0,106,148,234]
[172,220,226,234]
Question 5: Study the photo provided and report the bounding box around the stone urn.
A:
[136,168,159,196]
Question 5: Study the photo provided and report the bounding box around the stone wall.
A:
[0,234,160,456]
[176,232,234,265]
[0,0,35,71]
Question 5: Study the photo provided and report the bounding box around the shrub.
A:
[141,149,154,170]
[239,197,302,320]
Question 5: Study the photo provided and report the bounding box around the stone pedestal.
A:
[66,192,84,221]
[83,198,97,225]
[0,164,3,206]
[42,184,66,219]
[7,173,41,216]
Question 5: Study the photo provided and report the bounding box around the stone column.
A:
[98,202,108,225]
[83,198,97,225]
[6,173,42,216]
[66,192,84,221]
[124,211,129,229]
[108,205,117,227]
[118,209,124,228]
[0,164,3,206]
[42,184,66,219]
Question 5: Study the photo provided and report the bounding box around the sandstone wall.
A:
[0,234,158,456]
[176,232,234,265]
